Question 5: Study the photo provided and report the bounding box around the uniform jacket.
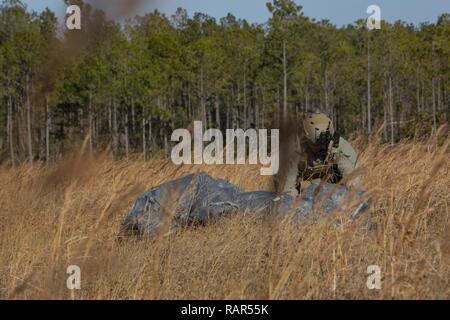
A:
[282,137,358,196]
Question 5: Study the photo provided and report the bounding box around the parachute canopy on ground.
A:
[122,172,371,238]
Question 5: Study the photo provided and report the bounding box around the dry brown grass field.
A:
[0,132,449,300]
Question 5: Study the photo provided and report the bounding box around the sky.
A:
[22,0,449,26]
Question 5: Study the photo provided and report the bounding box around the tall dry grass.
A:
[0,133,449,300]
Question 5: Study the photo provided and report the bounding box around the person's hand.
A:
[300,180,312,193]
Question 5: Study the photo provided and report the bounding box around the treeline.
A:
[0,0,448,163]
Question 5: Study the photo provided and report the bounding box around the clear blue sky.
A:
[23,0,449,26]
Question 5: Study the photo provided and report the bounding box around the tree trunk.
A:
[305,86,309,113]
[383,75,388,141]
[236,82,241,127]
[437,77,441,113]
[283,39,288,116]
[148,116,153,155]
[125,113,129,161]
[324,64,329,116]
[416,71,421,113]
[331,65,337,125]
[163,128,168,157]
[421,79,425,113]
[89,92,93,156]
[243,74,248,128]
[367,32,372,134]
[361,100,366,134]
[255,89,260,129]
[108,98,112,132]
[131,97,136,132]
[432,78,437,133]
[261,88,265,127]
[7,95,15,166]
[232,101,237,130]
[142,107,147,161]
[200,68,206,129]
[305,65,311,113]
[277,87,280,127]
[207,106,212,129]
[26,75,33,163]
[45,94,51,162]
[389,75,394,145]
[188,92,192,120]
[226,95,230,129]
[113,99,118,155]
[215,94,220,129]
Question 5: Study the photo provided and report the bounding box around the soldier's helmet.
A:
[303,112,335,144]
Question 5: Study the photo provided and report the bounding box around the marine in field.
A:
[277,112,358,197]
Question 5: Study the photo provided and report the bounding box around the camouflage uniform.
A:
[282,115,358,197]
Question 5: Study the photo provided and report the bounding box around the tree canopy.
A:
[0,0,448,162]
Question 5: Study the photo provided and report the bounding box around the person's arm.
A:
[335,137,357,178]
[277,134,303,196]
[283,159,300,196]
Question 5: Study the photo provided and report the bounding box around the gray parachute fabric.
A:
[122,172,370,238]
